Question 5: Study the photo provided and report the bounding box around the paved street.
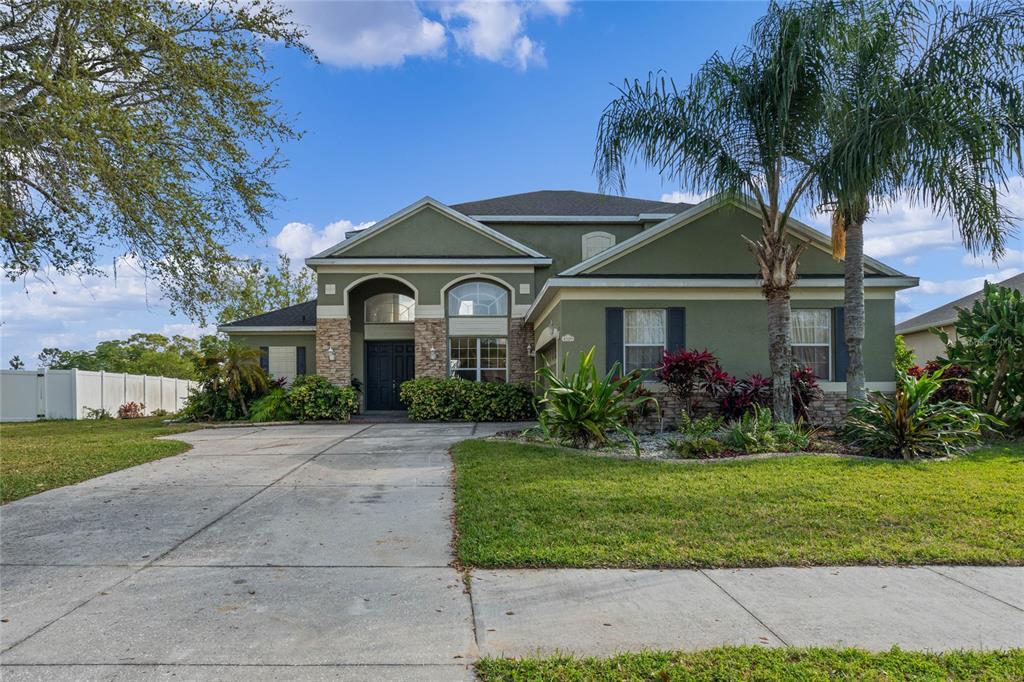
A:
[1,423,1021,680]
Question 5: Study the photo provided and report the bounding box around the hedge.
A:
[399,378,536,422]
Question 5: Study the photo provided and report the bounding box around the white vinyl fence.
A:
[0,370,196,422]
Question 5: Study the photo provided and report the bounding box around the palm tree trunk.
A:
[844,218,866,401]
[766,287,795,422]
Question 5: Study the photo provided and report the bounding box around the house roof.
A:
[450,190,690,217]
[895,272,1024,334]
[220,299,317,330]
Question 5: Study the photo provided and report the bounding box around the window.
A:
[791,309,831,380]
[624,309,665,374]
[448,281,508,317]
[365,293,415,323]
[449,337,507,382]
[296,346,306,375]
[582,231,616,260]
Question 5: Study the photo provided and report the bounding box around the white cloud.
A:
[961,247,1024,269]
[95,328,141,341]
[285,1,566,70]
[272,218,376,265]
[916,268,1021,298]
[285,1,446,68]
[660,190,711,204]
[902,255,919,266]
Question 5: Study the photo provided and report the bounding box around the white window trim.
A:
[448,336,509,382]
[623,308,666,375]
[791,309,832,381]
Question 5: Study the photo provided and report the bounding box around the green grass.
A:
[453,440,1024,568]
[0,417,199,503]
[476,647,1024,681]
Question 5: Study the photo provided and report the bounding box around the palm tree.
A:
[595,2,834,421]
[221,344,268,418]
[812,0,1024,401]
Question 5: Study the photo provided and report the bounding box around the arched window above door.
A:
[365,293,415,323]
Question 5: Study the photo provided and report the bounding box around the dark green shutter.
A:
[296,346,306,375]
[832,307,847,382]
[259,346,269,372]
[605,308,624,373]
[667,307,686,352]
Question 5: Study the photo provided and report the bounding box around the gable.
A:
[585,204,885,277]
[332,204,530,259]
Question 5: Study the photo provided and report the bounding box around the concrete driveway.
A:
[0,422,516,681]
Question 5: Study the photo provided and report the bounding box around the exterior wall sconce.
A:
[429,347,438,361]
[526,344,534,357]
[326,345,337,363]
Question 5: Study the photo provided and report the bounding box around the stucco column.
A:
[414,319,447,378]
[316,317,351,386]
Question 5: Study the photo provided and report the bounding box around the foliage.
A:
[667,414,726,459]
[907,362,971,404]
[217,254,316,325]
[249,387,296,423]
[36,333,205,380]
[286,375,358,422]
[453,439,1024,568]
[701,356,821,422]
[1,0,310,323]
[400,378,536,422]
[844,368,993,460]
[595,3,846,422]
[656,348,719,417]
[789,366,823,422]
[534,347,657,455]
[475,647,1024,682]
[8,355,24,370]
[940,281,1024,431]
[117,402,145,419]
[1,417,198,503]
[619,371,656,430]
[83,407,112,420]
[894,335,916,375]
[150,408,170,418]
[180,344,270,421]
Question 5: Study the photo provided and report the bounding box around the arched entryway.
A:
[347,277,417,411]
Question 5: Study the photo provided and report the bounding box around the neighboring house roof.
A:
[450,190,690,217]
[306,196,549,264]
[895,272,1024,335]
[560,194,910,279]
[219,299,317,332]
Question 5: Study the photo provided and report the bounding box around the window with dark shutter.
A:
[259,346,269,372]
[667,307,686,352]
[605,308,624,373]
[296,346,306,376]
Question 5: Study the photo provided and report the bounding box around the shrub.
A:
[844,368,994,460]
[400,378,535,422]
[287,375,359,422]
[180,344,271,421]
[620,371,657,430]
[677,412,724,439]
[117,402,145,419]
[535,346,657,455]
[939,281,1023,431]
[249,387,296,422]
[668,436,724,458]
[790,366,823,422]
[721,405,778,453]
[83,406,112,420]
[657,348,720,417]
[708,365,821,422]
[907,361,971,403]
[894,334,916,374]
[150,408,170,417]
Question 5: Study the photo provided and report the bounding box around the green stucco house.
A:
[219,190,917,421]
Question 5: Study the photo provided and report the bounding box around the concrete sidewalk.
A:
[469,566,1024,658]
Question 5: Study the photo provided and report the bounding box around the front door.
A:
[365,341,415,410]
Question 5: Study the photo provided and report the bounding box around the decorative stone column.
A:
[316,317,351,386]
[414,319,447,378]
[508,319,535,384]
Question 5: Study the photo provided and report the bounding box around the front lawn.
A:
[0,417,199,503]
[453,440,1024,568]
[476,647,1024,681]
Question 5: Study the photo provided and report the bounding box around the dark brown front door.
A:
[365,341,415,410]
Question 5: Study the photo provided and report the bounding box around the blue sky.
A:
[2,0,1020,367]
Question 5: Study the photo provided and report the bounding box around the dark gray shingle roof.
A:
[450,190,690,216]
[221,299,317,328]
[895,272,1024,333]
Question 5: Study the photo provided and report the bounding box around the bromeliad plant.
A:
[535,347,658,455]
[844,367,996,461]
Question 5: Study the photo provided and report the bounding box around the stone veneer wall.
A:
[508,319,535,385]
[414,319,447,378]
[639,390,850,431]
[315,318,351,386]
